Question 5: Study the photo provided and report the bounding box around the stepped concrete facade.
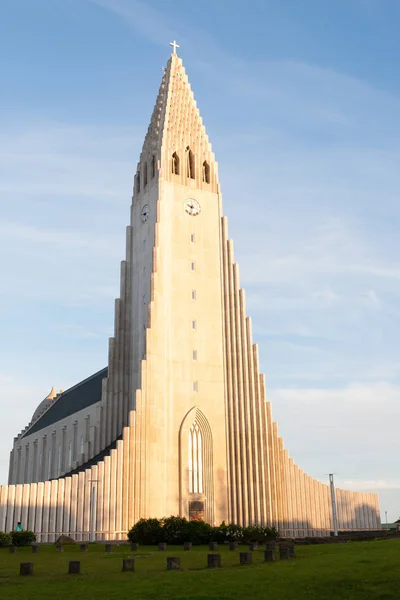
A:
[1,49,380,540]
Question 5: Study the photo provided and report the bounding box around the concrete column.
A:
[121,427,130,536]
[63,477,72,536]
[115,440,124,539]
[221,223,236,524]
[96,461,105,541]
[109,449,118,539]
[252,344,268,525]
[0,485,9,532]
[32,441,38,483]
[56,478,65,538]
[41,481,51,543]
[83,469,91,541]
[127,412,136,527]
[48,480,58,542]
[13,484,23,530]
[103,455,111,540]
[35,482,44,542]
[21,484,30,532]
[76,472,85,541]
[27,483,37,533]
[16,448,22,483]
[69,474,78,539]
[226,240,243,524]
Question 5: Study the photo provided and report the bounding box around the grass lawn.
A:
[0,539,399,600]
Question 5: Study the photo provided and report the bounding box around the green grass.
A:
[1,539,400,600]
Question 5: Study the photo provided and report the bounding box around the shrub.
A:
[127,518,163,545]
[162,516,188,544]
[127,517,279,545]
[11,530,36,546]
[182,519,213,544]
[0,532,12,547]
[213,521,244,543]
[242,524,279,543]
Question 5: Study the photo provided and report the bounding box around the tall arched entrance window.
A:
[179,407,214,523]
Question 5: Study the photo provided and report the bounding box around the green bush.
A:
[0,531,12,547]
[127,516,279,545]
[162,516,188,544]
[127,518,163,545]
[212,521,244,543]
[182,519,213,544]
[242,524,279,543]
[10,530,36,546]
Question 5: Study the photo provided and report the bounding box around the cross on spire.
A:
[169,40,180,54]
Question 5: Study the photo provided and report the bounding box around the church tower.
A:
[101,44,229,524]
[1,46,381,539]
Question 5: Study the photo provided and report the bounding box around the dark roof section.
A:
[56,434,122,480]
[21,368,108,439]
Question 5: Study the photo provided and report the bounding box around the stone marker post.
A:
[279,545,290,560]
[249,542,259,551]
[207,554,221,568]
[264,547,276,562]
[32,545,40,553]
[240,552,252,565]
[80,544,88,552]
[20,562,34,576]
[229,541,238,550]
[158,542,167,551]
[56,545,63,552]
[167,557,181,570]
[130,542,139,551]
[183,541,192,550]
[209,541,218,551]
[122,558,135,572]
[68,561,81,575]
[9,546,17,554]
[105,544,112,553]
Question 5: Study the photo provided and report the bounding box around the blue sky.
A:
[1,0,399,521]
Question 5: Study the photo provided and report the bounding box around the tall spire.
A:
[135,47,218,194]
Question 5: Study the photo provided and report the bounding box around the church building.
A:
[0,46,380,539]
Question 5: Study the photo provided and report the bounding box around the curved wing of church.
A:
[0,50,380,540]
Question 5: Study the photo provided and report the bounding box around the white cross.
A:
[169,40,180,54]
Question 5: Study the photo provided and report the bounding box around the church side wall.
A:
[9,401,101,485]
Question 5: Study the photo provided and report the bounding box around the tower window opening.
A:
[187,147,195,179]
[190,233,195,243]
[193,381,198,392]
[151,155,156,178]
[144,162,148,187]
[193,350,198,360]
[203,161,210,184]
[192,320,197,330]
[192,289,196,300]
[191,262,195,271]
[136,172,141,193]
[172,152,180,175]
[188,421,203,493]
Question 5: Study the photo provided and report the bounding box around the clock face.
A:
[184,198,201,216]
[141,204,149,223]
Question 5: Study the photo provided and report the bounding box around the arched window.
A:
[188,421,203,494]
[172,152,180,175]
[144,162,148,187]
[202,161,210,184]
[186,147,195,179]
[151,155,156,178]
